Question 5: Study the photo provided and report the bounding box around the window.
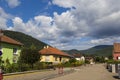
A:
[45,56,50,62]
[13,48,18,55]
[55,57,57,61]
[59,57,62,62]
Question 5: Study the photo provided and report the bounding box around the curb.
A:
[3,69,53,76]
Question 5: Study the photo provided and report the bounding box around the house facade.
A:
[39,46,71,64]
[113,43,120,60]
[72,53,85,61]
[0,31,23,63]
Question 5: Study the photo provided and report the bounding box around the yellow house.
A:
[39,46,71,64]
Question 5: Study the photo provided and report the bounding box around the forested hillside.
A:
[4,30,48,50]
[64,45,113,57]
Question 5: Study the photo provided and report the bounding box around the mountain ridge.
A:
[3,30,48,50]
[63,45,113,57]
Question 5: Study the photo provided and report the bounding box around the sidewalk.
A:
[49,64,118,80]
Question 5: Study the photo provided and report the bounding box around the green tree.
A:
[19,47,40,69]
[30,44,37,50]
[94,56,105,63]
[69,58,77,63]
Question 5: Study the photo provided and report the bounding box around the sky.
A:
[0,0,120,50]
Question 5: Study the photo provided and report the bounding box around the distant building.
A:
[113,43,120,60]
[0,30,23,63]
[39,46,71,64]
[72,53,85,61]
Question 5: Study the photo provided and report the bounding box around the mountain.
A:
[3,30,48,50]
[63,49,80,54]
[64,45,113,57]
[81,45,113,56]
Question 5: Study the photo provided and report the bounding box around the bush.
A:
[4,63,19,73]
[107,59,120,64]
[85,60,90,64]
[69,58,77,63]
[62,62,72,67]
[33,62,48,70]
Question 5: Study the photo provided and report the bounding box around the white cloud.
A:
[3,0,120,50]
[0,7,11,29]
[54,11,89,38]
[52,0,74,8]
[90,37,120,46]
[52,0,120,49]
[96,11,120,24]
[10,16,59,43]
[6,0,21,8]
[91,38,110,44]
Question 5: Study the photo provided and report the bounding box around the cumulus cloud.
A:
[53,0,120,38]
[0,7,12,29]
[10,16,59,43]
[52,0,120,49]
[2,0,120,50]
[5,0,21,8]
[90,37,120,46]
[52,0,75,8]
[92,11,120,38]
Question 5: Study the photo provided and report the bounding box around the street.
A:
[3,64,118,80]
[50,64,118,80]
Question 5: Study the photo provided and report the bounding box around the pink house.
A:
[113,43,120,60]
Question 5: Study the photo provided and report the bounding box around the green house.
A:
[0,31,23,64]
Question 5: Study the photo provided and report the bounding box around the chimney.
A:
[0,29,3,36]
[44,46,46,49]
[0,29,3,42]
[46,45,49,49]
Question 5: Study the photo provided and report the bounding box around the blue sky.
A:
[0,0,69,25]
[1,0,120,50]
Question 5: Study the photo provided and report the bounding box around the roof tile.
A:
[0,35,23,46]
[39,47,71,57]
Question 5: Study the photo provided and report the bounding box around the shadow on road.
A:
[113,75,120,79]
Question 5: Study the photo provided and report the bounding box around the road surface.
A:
[3,64,118,80]
[49,64,118,80]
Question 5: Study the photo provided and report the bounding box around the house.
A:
[84,56,94,64]
[0,30,23,63]
[113,43,120,60]
[39,46,71,64]
[72,53,85,61]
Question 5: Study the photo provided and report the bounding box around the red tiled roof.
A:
[72,53,81,58]
[39,47,71,57]
[0,35,23,46]
[114,43,120,52]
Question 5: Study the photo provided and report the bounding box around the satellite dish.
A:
[0,51,2,56]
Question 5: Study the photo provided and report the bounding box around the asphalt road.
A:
[4,64,118,80]
[49,64,118,80]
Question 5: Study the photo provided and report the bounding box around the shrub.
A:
[107,59,120,64]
